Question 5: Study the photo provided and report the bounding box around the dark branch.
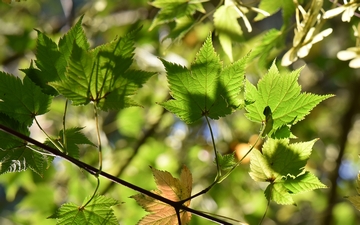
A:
[0,122,233,225]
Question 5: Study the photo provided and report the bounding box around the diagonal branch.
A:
[0,122,233,225]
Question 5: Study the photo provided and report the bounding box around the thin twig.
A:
[204,115,221,177]
[62,100,68,153]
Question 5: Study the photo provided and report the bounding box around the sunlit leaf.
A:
[131,165,192,225]
[245,62,333,138]
[250,138,326,205]
[214,3,243,61]
[48,195,119,225]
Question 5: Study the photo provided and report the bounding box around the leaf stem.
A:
[180,180,217,204]
[34,117,64,152]
[81,176,101,208]
[94,105,102,173]
[204,115,221,178]
[62,100,68,153]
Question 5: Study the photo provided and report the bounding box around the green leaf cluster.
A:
[245,63,331,205]
[160,34,248,124]
[23,16,153,110]
[250,138,326,205]
[0,71,52,176]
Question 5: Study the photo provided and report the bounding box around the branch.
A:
[101,108,167,195]
[0,122,233,225]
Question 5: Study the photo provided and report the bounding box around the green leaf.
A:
[0,113,47,176]
[149,0,206,31]
[51,29,153,110]
[21,62,58,96]
[22,16,88,96]
[160,35,248,123]
[251,138,317,181]
[166,16,195,41]
[254,0,295,23]
[250,138,326,205]
[249,29,283,67]
[0,72,52,126]
[48,195,119,225]
[217,152,237,170]
[284,171,327,194]
[58,15,90,59]
[51,42,94,106]
[0,114,47,177]
[0,113,29,149]
[214,4,243,62]
[245,62,333,137]
[60,127,96,159]
[265,183,295,205]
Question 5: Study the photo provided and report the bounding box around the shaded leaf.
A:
[60,127,95,159]
[0,72,52,126]
[50,29,153,110]
[160,35,248,123]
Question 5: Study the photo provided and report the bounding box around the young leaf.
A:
[50,29,153,110]
[217,152,237,170]
[149,0,206,31]
[213,4,243,62]
[160,35,248,123]
[45,127,96,159]
[22,16,88,95]
[48,195,119,225]
[250,138,326,205]
[245,63,333,137]
[249,29,283,68]
[0,72,52,126]
[131,165,192,225]
[58,15,90,59]
[254,0,295,24]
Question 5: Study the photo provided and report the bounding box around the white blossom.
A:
[323,0,360,22]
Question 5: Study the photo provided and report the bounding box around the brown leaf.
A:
[132,165,192,225]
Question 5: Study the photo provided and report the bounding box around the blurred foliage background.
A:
[0,0,360,224]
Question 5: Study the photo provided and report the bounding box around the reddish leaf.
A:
[132,165,192,225]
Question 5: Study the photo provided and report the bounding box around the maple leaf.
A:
[132,165,193,225]
[160,34,248,124]
[245,62,333,138]
[48,195,119,224]
[249,138,326,205]
[0,72,52,126]
[50,27,153,110]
